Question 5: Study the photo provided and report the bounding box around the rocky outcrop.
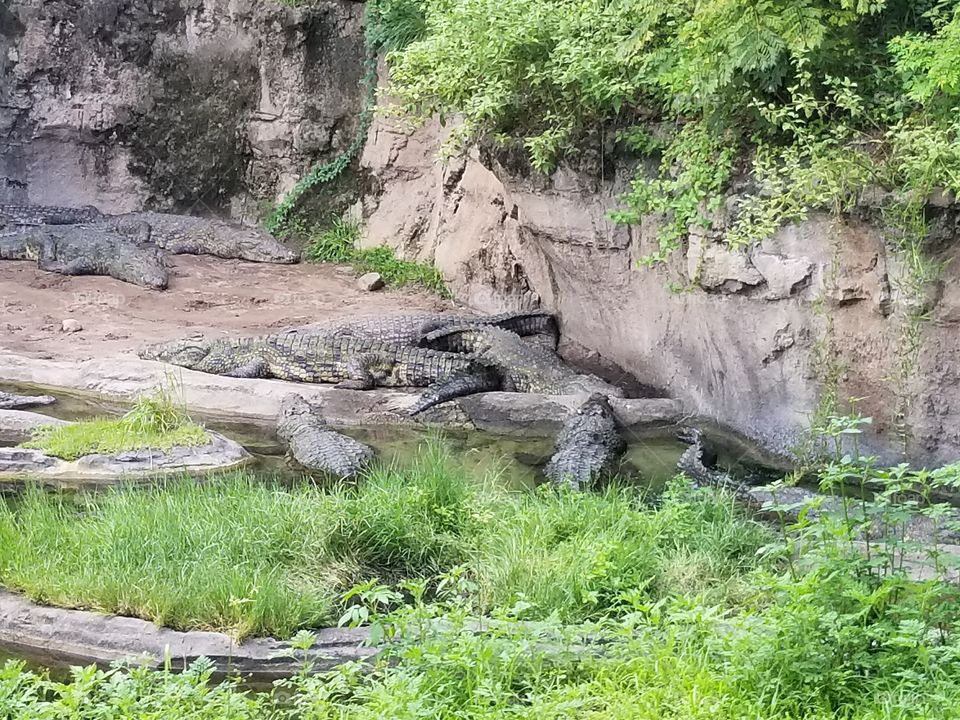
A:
[0,0,365,216]
[358,107,960,465]
[0,429,251,486]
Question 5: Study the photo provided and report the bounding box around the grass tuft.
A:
[299,218,450,296]
[20,386,208,461]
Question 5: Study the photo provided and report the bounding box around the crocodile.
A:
[0,204,104,227]
[0,223,168,289]
[139,333,501,392]
[288,311,559,347]
[277,394,375,478]
[106,212,300,264]
[410,325,624,414]
[675,427,960,543]
[0,391,57,410]
[543,393,626,490]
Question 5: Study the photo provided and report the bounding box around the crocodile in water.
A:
[139,333,501,391]
[277,394,375,478]
[0,391,57,410]
[289,311,559,347]
[0,204,104,227]
[0,223,168,289]
[674,427,960,543]
[543,393,626,490]
[410,325,624,413]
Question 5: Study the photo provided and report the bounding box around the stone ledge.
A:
[0,590,374,683]
[0,352,687,438]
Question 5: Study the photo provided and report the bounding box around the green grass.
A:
[0,442,769,639]
[19,387,208,461]
[300,218,450,296]
[4,441,960,717]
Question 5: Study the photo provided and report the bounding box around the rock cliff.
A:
[0,0,365,217]
[359,109,960,464]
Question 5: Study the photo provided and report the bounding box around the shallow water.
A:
[1,382,702,490]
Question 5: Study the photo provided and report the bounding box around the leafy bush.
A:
[382,0,960,269]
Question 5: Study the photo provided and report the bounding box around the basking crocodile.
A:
[410,325,624,413]
[0,223,168,289]
[139,333,501,391]
[543,393,626,490]
[0,204,104,227]
[277,394,375,478]
[105,212,300,264]
[0,391,57,410]
[289,311,559,347]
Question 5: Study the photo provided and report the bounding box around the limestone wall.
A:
[0,0,365,218]
[359,112,960,465]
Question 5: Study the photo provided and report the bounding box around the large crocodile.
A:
[0,391,57,410]
[277,394,374,478]
[105,212,299,264]
[0,205,298,264]
[139,333,501,391]
[0,223,168,289]
[410,325,624,413]
[0,204,104,227]
[543,393,626,490]
[288,311,559,347]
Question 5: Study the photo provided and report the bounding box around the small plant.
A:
[299,218,450,296]
[303,218,360,263]
[21,385,208,460]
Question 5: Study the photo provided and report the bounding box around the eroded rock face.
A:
[359,106,960,465]
[0,0,365,216]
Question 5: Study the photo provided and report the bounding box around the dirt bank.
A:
[0,256,448,360]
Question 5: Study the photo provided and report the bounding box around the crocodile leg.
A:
[222,358,271,378]
[335,352,381,390]
[408,366,503,415]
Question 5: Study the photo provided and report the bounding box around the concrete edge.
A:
[0,590,374,682]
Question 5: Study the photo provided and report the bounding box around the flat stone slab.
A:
[0,409,69,444]
[0,431,251,487]
[0,590,374,682]
[0,353,686,438]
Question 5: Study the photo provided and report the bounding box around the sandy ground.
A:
[0,257,452,360]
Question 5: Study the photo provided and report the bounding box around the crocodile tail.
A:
[418,325,489,353]
[408,365,503,415]
[490,312,559,346]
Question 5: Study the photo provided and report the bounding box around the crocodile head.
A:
[214,222,300,264]
[139,337,213,368]
[576,392,617,418]
[127,247,169,290]
[278,393,326,425]
[562,374,626,398]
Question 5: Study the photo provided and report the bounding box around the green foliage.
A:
[367,0,427,51]
[302,217,360,263]
[20,386,208,460]
[611,122,737,266]
[299,217,450,296]
[0,442,767,639]
[353,246,449,296]
[6,431,960,717]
